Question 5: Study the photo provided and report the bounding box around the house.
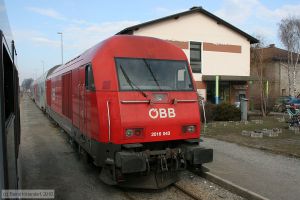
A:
[249,44,300,109]
[117,6,258,104]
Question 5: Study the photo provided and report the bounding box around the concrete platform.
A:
[20,96,125,200]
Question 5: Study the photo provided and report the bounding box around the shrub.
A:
[213,103,241,121]
[200,102,241,122]
[200,102,216,123]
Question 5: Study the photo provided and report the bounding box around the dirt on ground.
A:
[202,116,300,158]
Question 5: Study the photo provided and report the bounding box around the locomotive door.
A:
[72,69,79,127]
[79,67,86,134]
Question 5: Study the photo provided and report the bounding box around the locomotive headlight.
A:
[124,128,144,138]
[183,125,196,133]
[125,129,134,137]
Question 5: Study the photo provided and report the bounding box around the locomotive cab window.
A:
[115,58,194,91]
[85,64,95,90]
[177,69,190,89]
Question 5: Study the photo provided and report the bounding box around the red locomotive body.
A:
[45,35,212,188]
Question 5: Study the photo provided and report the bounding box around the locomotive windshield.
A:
[115,58,194,91]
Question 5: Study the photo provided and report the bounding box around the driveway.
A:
[202,137,300,200]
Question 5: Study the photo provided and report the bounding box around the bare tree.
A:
[278,16,300,96]
[251,36,268,116]
[21,78,33,90]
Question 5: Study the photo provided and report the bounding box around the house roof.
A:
[117,6,259,44]
[261,45,287,61]
[260,44,300,63]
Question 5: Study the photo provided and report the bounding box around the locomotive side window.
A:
[115,58,194,91]
[177,69,185,81]
[85,64,95,90]
[177,69,190,89]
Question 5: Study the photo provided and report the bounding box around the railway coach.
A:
[33,65,60,111]
[0,0,21,192]
[45,35,213,189]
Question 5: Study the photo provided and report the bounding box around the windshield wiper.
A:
[119,64,147,98]
[142,59,162,91]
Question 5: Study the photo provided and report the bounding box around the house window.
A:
[190,42,202,73]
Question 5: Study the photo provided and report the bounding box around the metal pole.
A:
[11,40,15,64]
[200,99,206,125]
[215,75,219,104]
[265,80,269,99]
[42,60,44,74]
[61,34,63,65]
[57,32,63,65]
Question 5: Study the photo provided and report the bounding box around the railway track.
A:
[122,191,137,200]
[173,183,203,200]
[122,166,269,200]
[123,184,201,200]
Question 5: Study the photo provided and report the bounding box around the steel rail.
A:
[122,191,137,200]
[173,183,202,200]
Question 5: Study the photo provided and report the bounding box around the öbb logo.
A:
[149,108,176,119]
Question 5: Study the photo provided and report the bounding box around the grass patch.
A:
[201,116,300,158]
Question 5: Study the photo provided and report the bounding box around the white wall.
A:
[132,12,251,80]
[280,63,300,96]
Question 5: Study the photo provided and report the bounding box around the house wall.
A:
[250,61,281,109]
[266,62,280,106]
[280,63,300,96]
[250,61,300,110]
[131,12,251,80]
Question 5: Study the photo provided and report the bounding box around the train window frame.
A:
[85,64,95,91]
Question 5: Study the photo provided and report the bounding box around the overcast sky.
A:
[4,0,300,81]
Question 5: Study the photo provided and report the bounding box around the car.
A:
[286,98,300,110]
[273,96,293,112]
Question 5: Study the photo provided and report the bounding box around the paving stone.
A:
[250,131,263,138]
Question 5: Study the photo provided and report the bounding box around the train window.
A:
[3,46,15,120]
[115,58,194,91]
[85,64,95,90]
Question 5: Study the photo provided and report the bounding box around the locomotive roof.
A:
[47,35,186,79]
[34,64,61,83]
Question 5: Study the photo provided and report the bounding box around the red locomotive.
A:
[37,35,212,188]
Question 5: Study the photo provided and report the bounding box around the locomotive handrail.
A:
[121,100,151,104]
[106,100,111,142]
[121,99,198,104]
[174,99,198,103]
[173,99,198,104]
